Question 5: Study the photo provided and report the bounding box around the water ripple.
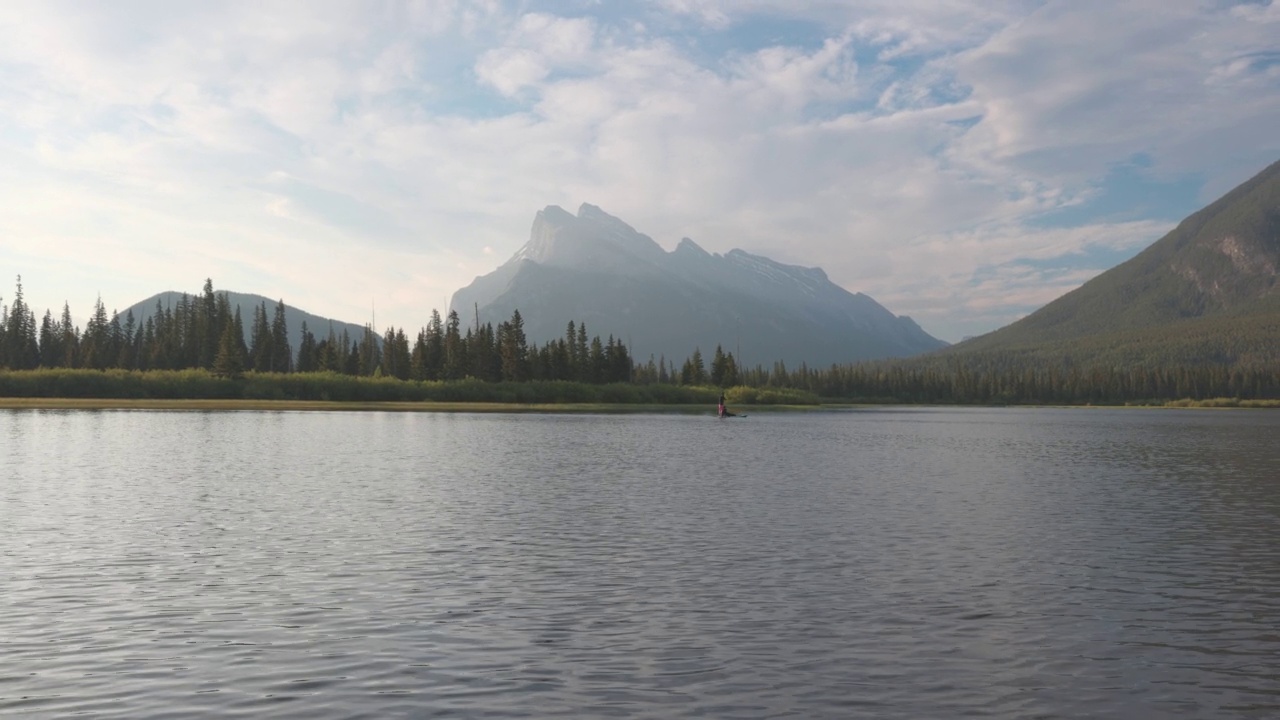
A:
[2,407,1279,718]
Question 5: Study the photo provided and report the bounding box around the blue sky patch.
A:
[1031,155,1204,229]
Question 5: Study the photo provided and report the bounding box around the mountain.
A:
[944,158,1280,366]
[118,290,372,353]
[451,204,946,367]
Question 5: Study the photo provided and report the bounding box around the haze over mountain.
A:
[119,291,372,355]
[451,204,946,367]
[942,157,1280,366]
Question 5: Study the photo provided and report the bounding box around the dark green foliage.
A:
[443,310,464,380]
[498,309,529,382]
[575,322,588,379]
[681,347,707,385]
[60,303,79,368]
[117,309,138,370]
[38,310,60,369]
[381,326,411,380]
[5,274,1274,406]
[199,278,218,369]
[710,345,740,387]
[357,324,381,376]
[410,310,444,381]
[0,368,240,399]
[0,368,820,406]
[296,321,317,373]
[80,296,112,370]
[212,314,247,379]
[249,302,271,372]
[270,300,291,373]
[1,276,40,370]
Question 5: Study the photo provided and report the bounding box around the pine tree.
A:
[147,300,170,370]
[117,309,138,370]
[199,278,218,369]
[443,310,463,380]
[60,302,79,368]
[270,299,291,373]
[723,351,740,386]
[296,321,317,373]
[250,302,271,372]
[575,322,589,382]
[607,336,631,383]
[357,324,380,376]
[336,329,353,374]
[381,326,410,380]
[565,321,577,376]
[39,309,60,367]
[425,310,445,380]
[500,309,529,382]
[587,335,605,383]
[551,339,570,380]
[212,314,247,378]
[0,298,7,367]
[81,295,111,369]
[174,293,196,368]
[3,276,40,369]
[345,339,361,375]
[320,327,340,372]
[710,345,728,386]
[232,306,248,364]
[469,323,499,381]
[687,348,706,385]
[137,317,154,371]
[410,328,429,381]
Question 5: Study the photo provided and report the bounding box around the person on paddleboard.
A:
[718,392,731,418]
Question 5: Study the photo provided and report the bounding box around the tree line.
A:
[3,275,1275,404]
[737,356,1280,404]
[0,277,685,385]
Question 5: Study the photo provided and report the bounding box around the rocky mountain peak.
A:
[452,203,947,365]
[674,237,710,257]
[517,205,577,264]
[515,203,665,269]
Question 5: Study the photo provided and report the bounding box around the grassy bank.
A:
[0,397,732,413]
[0,369,820,407]
[1161,397,1280,408]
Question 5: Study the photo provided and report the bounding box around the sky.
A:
[1,1,1278,343]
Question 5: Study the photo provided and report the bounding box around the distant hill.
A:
[118,291,372,353]
[450,204,946,367]
[942,158,1280,367]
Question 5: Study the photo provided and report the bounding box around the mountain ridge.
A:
[940,157,1280,365]
[452,203,945,366]
[119,290,373,354]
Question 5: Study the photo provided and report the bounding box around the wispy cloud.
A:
[0,0,1276,343]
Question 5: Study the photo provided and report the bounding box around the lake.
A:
[2,407,1279,718]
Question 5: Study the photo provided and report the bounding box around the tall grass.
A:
[1163,397,1280,408]
[0,369,821,406]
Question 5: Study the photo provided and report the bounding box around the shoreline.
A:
[0,397,816,413]
[1,397,1275,412]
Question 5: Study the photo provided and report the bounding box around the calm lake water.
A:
[2,407,1279,718]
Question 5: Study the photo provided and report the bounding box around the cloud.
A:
[0,0,1276,346]
[950,1,1280,182]
[474,13,598,96]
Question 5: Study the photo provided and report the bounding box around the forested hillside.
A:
[948,158,1280,364]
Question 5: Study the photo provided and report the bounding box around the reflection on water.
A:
[2,407,1279,718]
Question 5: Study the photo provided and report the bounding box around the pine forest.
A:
[1,276,1277,406]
